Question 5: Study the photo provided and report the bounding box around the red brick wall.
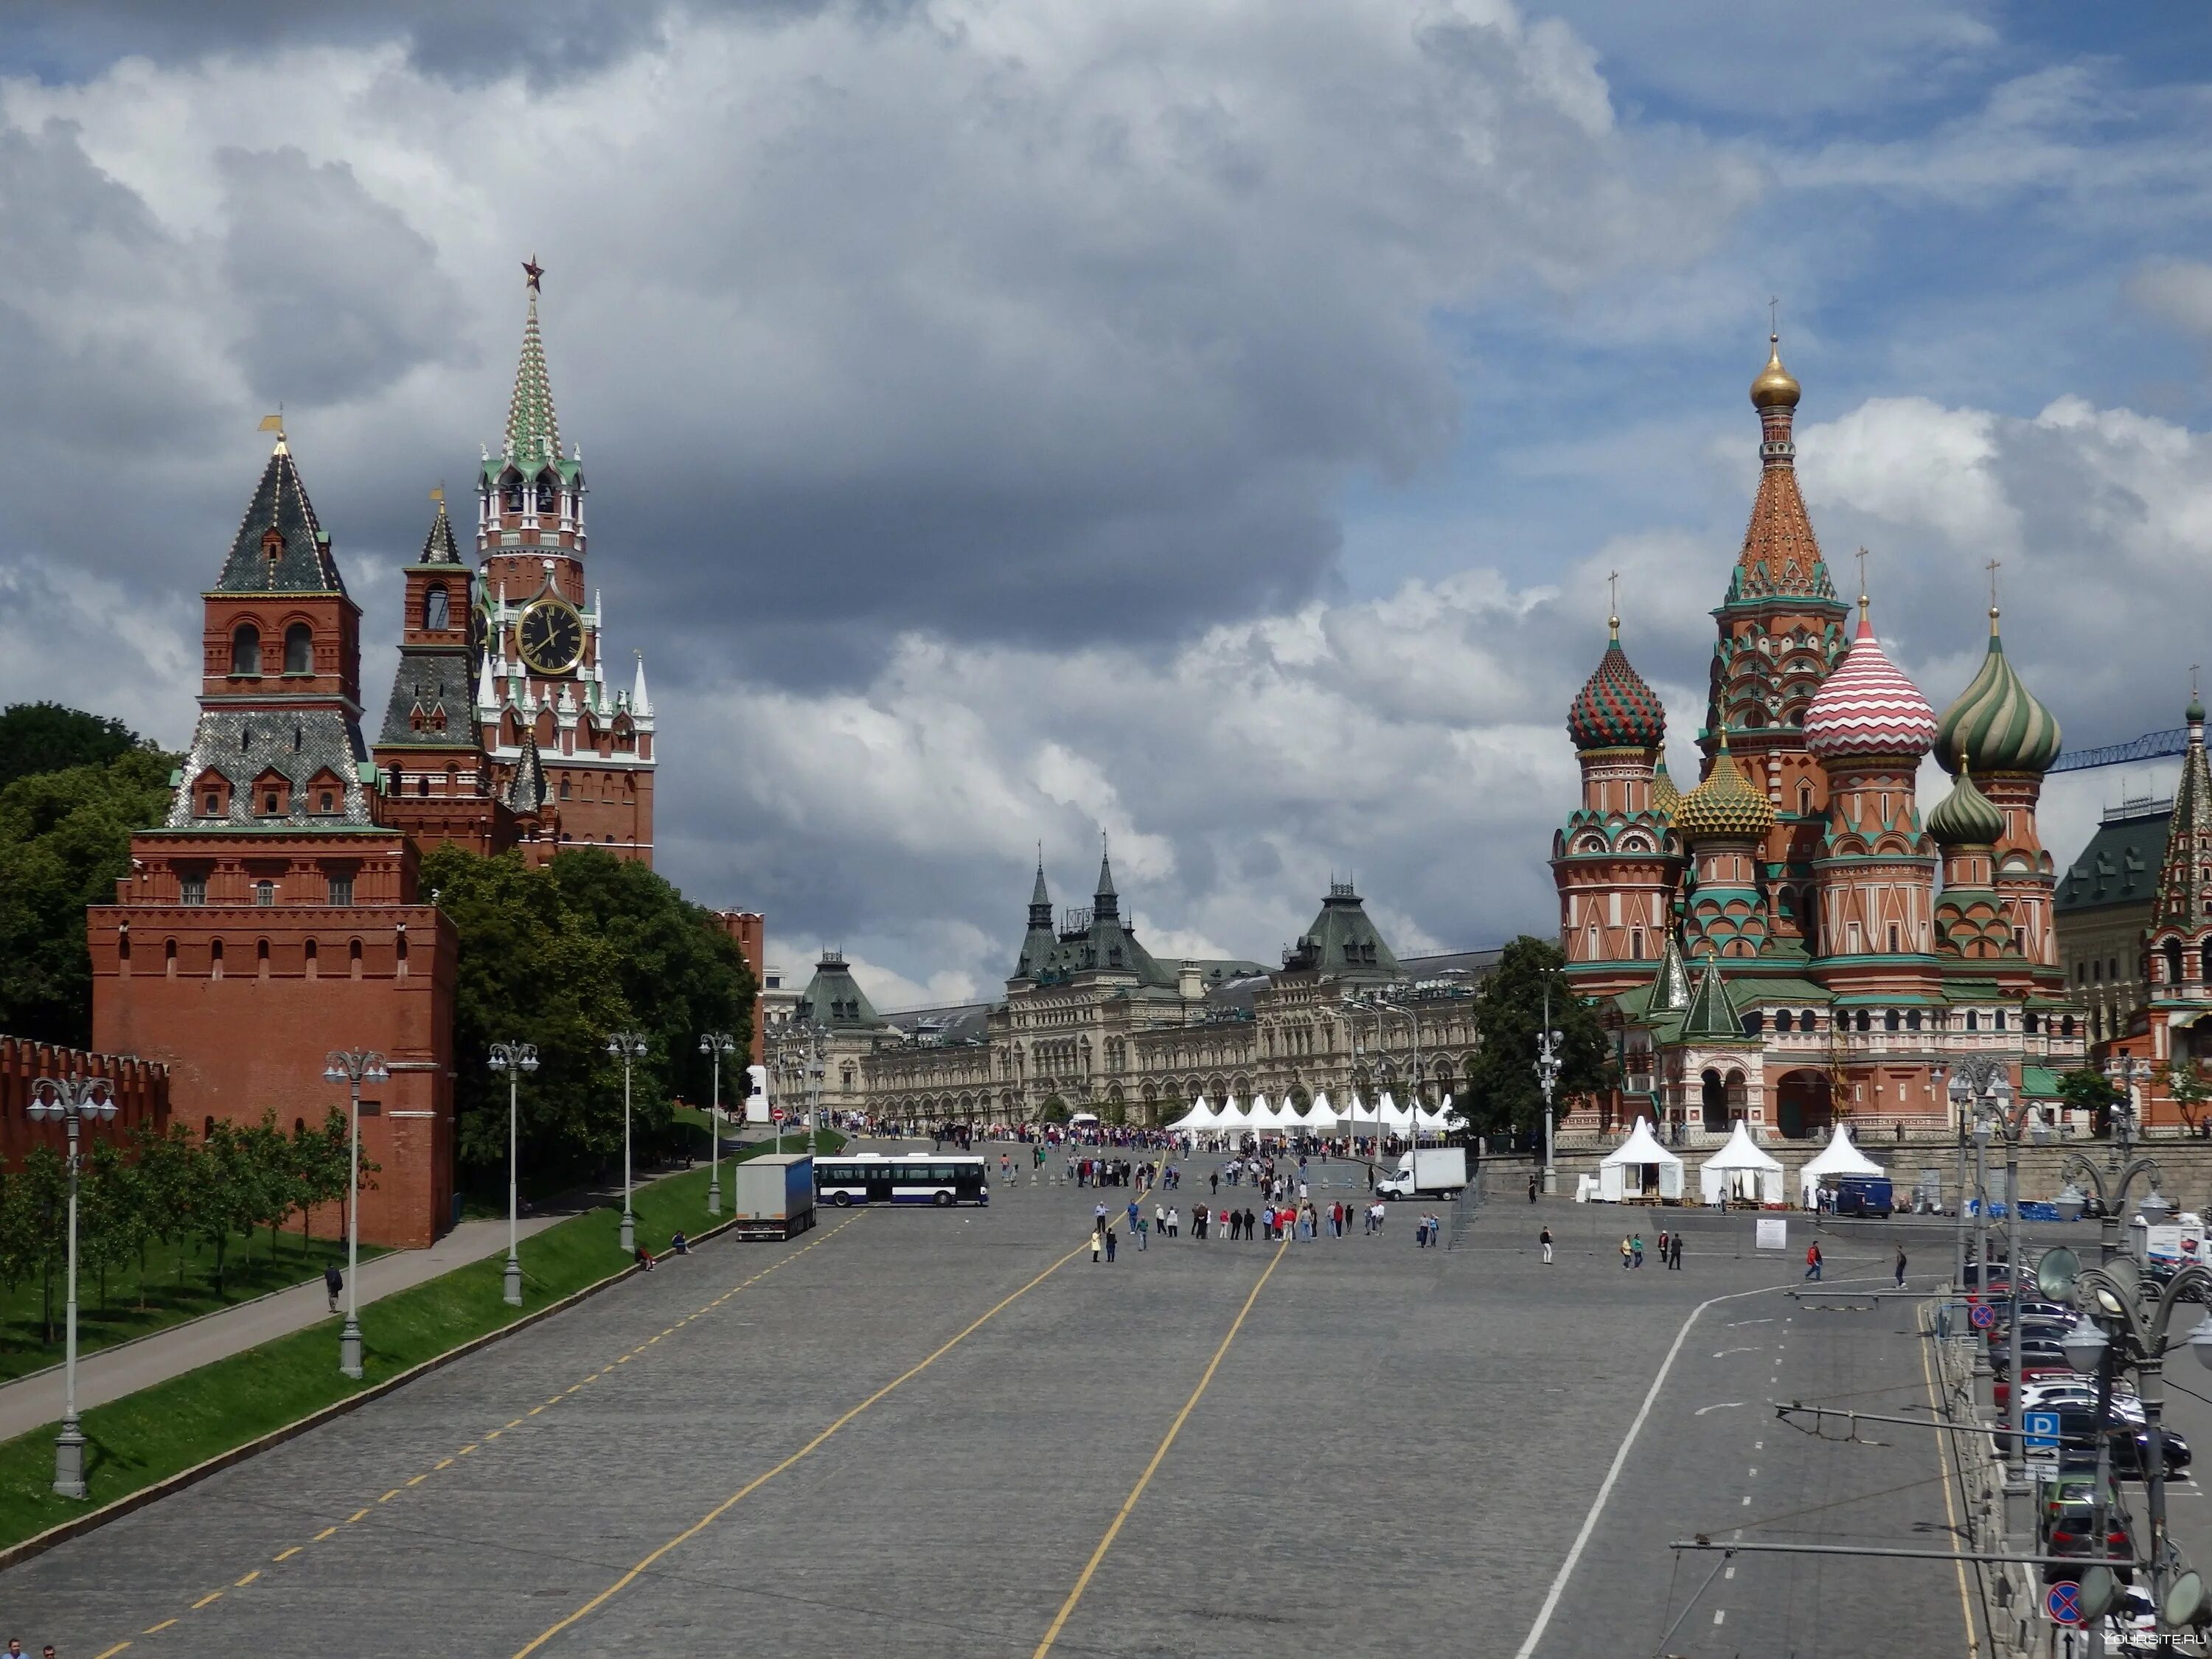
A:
[711,910,766,1061]
[0,1036,168,1171]
[88,901,458,1248]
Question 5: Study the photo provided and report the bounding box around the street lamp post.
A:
[26,1074,118,1497]
[487,1043,538,1307]
[1536,977,1564,1197]
[322,1048,389,1379]
[1951,1056,2036,1481]
[700,1032,737,1214]
[2070,1258,2212,1632]
[605,1032,650,1254]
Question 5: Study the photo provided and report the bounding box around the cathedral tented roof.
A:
[214,440,347,596]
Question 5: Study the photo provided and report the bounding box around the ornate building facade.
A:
[1554,337,2088,1142]
[796,855,1495,1127]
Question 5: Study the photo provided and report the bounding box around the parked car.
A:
[1990,1340,2070,1380]
[2017,1382,2143,1422]
[1996,1366,2076,1411]
[2052,1408,2193,1476]
[2041,1497,2134,1585]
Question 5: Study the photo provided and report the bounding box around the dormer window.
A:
[284,623,313,674]
[260,526,284,563]
[231,623,261,675]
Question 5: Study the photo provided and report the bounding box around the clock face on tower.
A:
[517,597,585,676]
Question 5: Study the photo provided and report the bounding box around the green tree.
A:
[0,747,176,1046]
[134,1121,202,1288]
[292,1108,353,1245]
[421,846,642,1188]
[0,701,150,793]
[80,1138,147,1313]
[2166,1061,2212,1133]
[194,1122,262,1296]
[2056,1068,2126,1135]
[240,1110,302,1262]
[10,1147,70,1342]
[1460,936,1615,1135]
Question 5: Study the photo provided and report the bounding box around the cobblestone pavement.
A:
[0,1148,1966,1658]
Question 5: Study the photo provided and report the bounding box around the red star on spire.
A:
[522,254,544,294]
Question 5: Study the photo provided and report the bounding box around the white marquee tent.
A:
[1798,1122,1886,1204]
[1304,1093,1339,1133]
[1599,1117,1686,1202]
[1698,1121,1785,1206]
[1167,1096,1218,1133]
[1212,1096,1248,1130]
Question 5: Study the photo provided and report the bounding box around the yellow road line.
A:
[1031,1237,1290,1658]
[234,1571,259,1587]
[1920,1308,1980,1657]
[145,1620,178,1634]
[406,1473,429,1486]
[512,1239,1091,1658]
[191,1592,222,1610]
[507,1418,524,1429]
[434,1458,454,1470]
[313,1527,337,1542]
[378,1489,401,1501]
[92,1645,131,1659]
[274,1547,301,1562]
[347,1509,369,1523]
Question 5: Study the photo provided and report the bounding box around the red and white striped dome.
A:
[1804,608,1937,760]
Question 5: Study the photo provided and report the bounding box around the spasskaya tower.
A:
[473,258,656,864]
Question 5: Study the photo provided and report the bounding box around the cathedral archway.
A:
[1774,1070,1832,1139]
[1700,1069,1728,1133]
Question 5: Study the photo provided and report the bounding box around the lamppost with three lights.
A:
[27,1074,119,1497]
[487,1043,538,1307]
[700,1032,737,1214]
[1535,978,1564,1197]
[322,1048,389,1379]
[606,1031,650,1254]
[1948,1054,2051,1486]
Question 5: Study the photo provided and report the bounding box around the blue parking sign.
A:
[2025,1410,2062,1461]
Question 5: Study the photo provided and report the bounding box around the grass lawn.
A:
[0,1132,842,1550]
[0,1229,391,1388]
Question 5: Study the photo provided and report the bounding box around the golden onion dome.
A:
[1673,734,1777,842]
[1750,333,1801,411]
[1650,748,1680,818]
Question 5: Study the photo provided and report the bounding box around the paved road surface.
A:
[0,1149,1967,1658]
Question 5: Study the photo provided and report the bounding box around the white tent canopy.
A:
[1304,1093,1338,1132]
[1598,1116,1686,1202]
[1167,1096,1217,1133]
[1699,1120,1786,1206]
[1798,1122,1885,1203]
[1249,1095,1284,1131]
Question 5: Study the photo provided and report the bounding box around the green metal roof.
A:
[2058,806,2170,914]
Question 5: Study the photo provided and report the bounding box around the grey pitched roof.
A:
[795,952,886,1029]
[504,734,549,815]
[1280,883,1401,981]
[1398,948,1503,984]
[882,1002,995,1044]
[378,647,479,749]
[2059,805,2171,913]
[213,443,347,596]
[168,708,372,827]
[419,504,462,566]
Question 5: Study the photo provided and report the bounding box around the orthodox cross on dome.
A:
[1768,295,1778,337]
[522,254,544,293]
[1607,569,1621,638]
[1855,547,1870,613]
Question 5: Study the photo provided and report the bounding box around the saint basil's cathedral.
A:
[85,266,655,1247]
[1552,336,2095,1142]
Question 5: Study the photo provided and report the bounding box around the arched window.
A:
[536,473,558,512]
[231,623,261,675]
[1798,780,1814,816]
[1775,1009,1793,1034]
[1630,928,1645,961]
[1965,1009,1978,1032]
[2202,941,2212,983]
[2062,1015,2076,1037]
[1906,1009,1922,1032]
[1884,1008,1899,1032]
[2167,939,2185,985]
[502,472,524,513]
[283,623,312,674]
[423,583,450,631]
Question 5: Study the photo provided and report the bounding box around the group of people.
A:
[1616,1229,1686,1270]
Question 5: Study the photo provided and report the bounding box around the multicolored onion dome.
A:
[1674,735,1775,841]
[1651,750,1680,818]
[1804,605,1937,761]
[1934,614,2059,776]
[1927,761,2006,846]
[1568,625,1666,752]
[1750,334,1801,411]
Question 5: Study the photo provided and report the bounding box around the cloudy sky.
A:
[2,1,2210,1009]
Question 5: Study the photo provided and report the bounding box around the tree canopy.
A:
[0,746,175,1046]
[1459,936,1615,1134]
[0,701,153,793]
[421,846,755,1189]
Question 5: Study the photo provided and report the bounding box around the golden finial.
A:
[1856,548,1870,619]
[1750,304,1801,411]
[1608,569,1621,640]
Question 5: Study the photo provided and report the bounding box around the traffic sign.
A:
[771,1107,786,1123]
[2024,1410,2061,1465]
[1970,1302,1996,1330]
[2047,1582,2084,1626]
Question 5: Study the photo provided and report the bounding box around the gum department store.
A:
[803,338,2212,1144]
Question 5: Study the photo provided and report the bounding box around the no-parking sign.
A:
[2047,1582,2084,1626]
[1970,1302,1996,1330]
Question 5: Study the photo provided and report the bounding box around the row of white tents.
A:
[1164,1092,1467,1136]
[1587,1118,1889,1206]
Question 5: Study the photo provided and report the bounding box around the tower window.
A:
[560,776,571,800]
[179,874,206,905]
[321,790,335,813]
[1630,928,1645,961]
[254,880,275,906]
[1994,1009,2006,1031]
[1965,1009,1978,1031]
[204,792,220,814]
[231,623,261,675]
[424,583,451,631]
[1888,923,1899,953]
[327,874,353,906]
[283,622,313,674]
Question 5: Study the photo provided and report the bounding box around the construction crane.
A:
[2048,728,2191,773]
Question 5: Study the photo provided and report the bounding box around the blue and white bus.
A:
[814,1152,990,1208]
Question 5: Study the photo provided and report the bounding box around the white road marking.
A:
[1512,1280,1795,1659]
[1713,1347,1763,1358]
[1725,1566,1736,1580]
[1742,1495,1753,1506]
[1726,1318,1775,1326]
[1714,1610,1727,1625]
[1695,1402,1745,1416]
[1754,1440,1764,1450]
[1748,1467,1757,1477]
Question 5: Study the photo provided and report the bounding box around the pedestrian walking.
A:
[1135,1215,1148,1251]
[1804,1241,1823,1281]
[1657,1229,1670,1263]
[1105,1227,1118,1262]
[1619,1234,1632,1270]
[1528,1174,1540,1203]
[1091,1230,1102,1264]
[1668,1232,1683,1270]
[1210,1169,1220,1195]
[1540,1225,1554,1264]
[1631,1233,1644,1269]
[1894,1242,1908,1288]
[324,1262,343,1313]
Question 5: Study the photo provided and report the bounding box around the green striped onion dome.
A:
[1927,762,2005,846]
[1674,737,1775,842]
[1935,618,2059,776]
[1568,629,1666,752]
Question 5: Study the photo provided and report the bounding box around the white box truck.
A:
[1375,1146,1467,1200]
